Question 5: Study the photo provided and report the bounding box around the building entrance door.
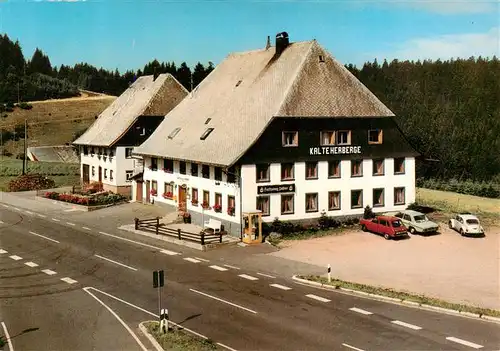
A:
[82,164,90,184]
[145,181,150,203]
[178,185,187,211]
[98,166,102,182]
[136,181,143,202]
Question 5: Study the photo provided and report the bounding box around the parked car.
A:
[448,214,485,237]
[394,210,439,235]
[360,215,409,240]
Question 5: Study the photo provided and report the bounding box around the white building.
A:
[73,73,188,196]
[133,32,419,237]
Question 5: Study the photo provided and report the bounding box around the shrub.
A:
[417,178,500,199]
[43,191,127,206]
[8,173,55,192]
[17,102,33,110]
[363,205,375,219]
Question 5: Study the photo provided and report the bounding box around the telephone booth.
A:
[242,210,263,244]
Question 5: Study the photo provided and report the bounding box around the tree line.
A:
[1,33,498,182]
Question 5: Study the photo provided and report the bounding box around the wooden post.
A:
[156,217,160,235]
[219,233,222,243]
[134,218,139,230]
[177,228,181,240]
[201,232,205,245]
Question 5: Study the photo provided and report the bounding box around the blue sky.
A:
[1,0,498,72]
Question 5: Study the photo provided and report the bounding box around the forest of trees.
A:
[1,33,499,183]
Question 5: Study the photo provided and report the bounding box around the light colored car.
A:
[394,210,439,235]
[448,214,485,236]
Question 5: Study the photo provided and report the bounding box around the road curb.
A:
[138,321,164,351]
[292,275,500,324]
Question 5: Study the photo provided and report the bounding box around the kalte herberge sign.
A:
[309,146,361,155]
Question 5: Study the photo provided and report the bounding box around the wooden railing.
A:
[134,217,225,245]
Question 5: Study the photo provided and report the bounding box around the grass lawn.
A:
[145,322,221,351]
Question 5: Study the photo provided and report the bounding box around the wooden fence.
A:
[134,217,224,245]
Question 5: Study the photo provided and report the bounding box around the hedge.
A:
[416,178,500,199]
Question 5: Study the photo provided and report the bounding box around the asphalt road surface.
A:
[1,204,499,351]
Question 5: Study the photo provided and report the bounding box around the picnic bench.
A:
[204,218,222,234]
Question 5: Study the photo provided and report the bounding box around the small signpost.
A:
[327,264,331,283]
[153,270,168,333]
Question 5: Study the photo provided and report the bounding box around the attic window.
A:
[200,128,214,140]
[168,127,181,139]
[235,80,242,87]
[319,55,325,63]
[205,118,211,125]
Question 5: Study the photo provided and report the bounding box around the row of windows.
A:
[256,187,406,216]
[83,146,115,158]
[91,166,114,181]
[282,129,383,147]
[256,158,406,182]
[149,158,237,183]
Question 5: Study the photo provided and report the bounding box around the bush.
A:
[44,190,127,206]
[17,102,33,110]
[417,178,500,199]
[363,205,375,219]
[8,173,56,192]
[269,212,359,237]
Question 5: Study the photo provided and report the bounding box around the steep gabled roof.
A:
[73,73,188,146]
[134,40,394,166]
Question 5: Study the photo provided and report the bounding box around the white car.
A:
[448,214,485,236]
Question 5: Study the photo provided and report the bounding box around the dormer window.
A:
[200,128,214,140]
[168,127,181,139]
[282,131,298,147]
[336,130,351,145]
[368,129,383,144]
[235,80,242,87]
[205,118,211,125]
[319,55,325,63]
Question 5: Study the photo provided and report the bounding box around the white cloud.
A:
[394,0,497,14]
[374,27,499,63]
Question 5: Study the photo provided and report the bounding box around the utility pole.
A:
[22,119,27,175]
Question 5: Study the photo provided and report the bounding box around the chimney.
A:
[275,31,289,56]
[265,35,271,50]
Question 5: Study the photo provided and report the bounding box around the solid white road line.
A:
[194,257,209,262]
[24,261,39,267]
[1,321,14,351]
[349,307,373,315]
[94,254,138,271]
[184,257,201,263]
[41,269,57,275]
[238,274,259,281]
[391,320,422,330]
[223,264,240,270]
[51,218,60,222]
[9,255,22,261]
[83,287,237,351]
[25,210,33,215]
[82,226,91,230]
[306,294,331,303]
[14,207,21,211]
[209,265,228,271]
[29,231,60,244]
[83,288,148,351]
[98,231,163,251]
[160,249,180,256]
[37,214,46,218]
[0,249,7,254]
[1,204,9,208]
[61,277,78,284]
[257,272,275,279]
[66,222,76,226]
[342,343,365,351]
[446,337,483,349]
[189,288,257,314]
[270,283,292,290]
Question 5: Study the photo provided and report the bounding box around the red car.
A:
[360,215,409,240]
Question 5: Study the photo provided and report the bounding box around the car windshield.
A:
[392,220,402,227]
[466,219,479,225]
[414,215,427,222]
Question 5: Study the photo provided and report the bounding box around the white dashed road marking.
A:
[306,294,331,303]
[270,283,292,291]
[2,204,9,208]
[41,269,57,275]
[82,226,91,230]
[94,254,138,271]
[257,272,276,278]
[9,255,22,261]
[25,210,33,215]
[238,274,259,281]
[29,231,60,244]
[0,249,7,254]
[189,288,257,314]
[160,249,180,256]
[24,261,39,267]
[194,257,209,262]
[446,337,483,349]
[349,307,373,315]
[0,221,4,224]
[223,264,240,270]
[14,207,21,211]
[66,222,76,226]
[209,265,228,271]
[184,257,201,263]
[61,277,78,284]
[342,343,365,351]
[37,214,46,218]
[52,218,60,222]
[391,320,422,330]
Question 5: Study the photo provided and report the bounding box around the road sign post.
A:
[153,270,167,333]
[327,264,331,283]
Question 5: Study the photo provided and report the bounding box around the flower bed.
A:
[44,191,127,206]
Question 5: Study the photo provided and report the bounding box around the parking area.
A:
[270,222,500,310]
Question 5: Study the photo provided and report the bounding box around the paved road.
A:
[1,204,499,351]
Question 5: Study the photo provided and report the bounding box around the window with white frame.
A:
[256,196,270,216]
[256,164,270,182]
[351,160,363,177]
[373,159,384,176]
[351,189,363,208]
[125,148,133,158]
[92,166,95,176]
[179,161,186,175]
[394,187,405,205]
[320,131,335,146]
[191,188,198,204]
[104,169,108,179]
[282,131,298,147]
[336,130,351,145]
[328,191,341,210]
[228,196,236,216]
[305,162,318,179]
[394,158,405,174]
[368,129,383,144]
[305,193,318,212]
[281,194,294,214]
[328,160,341,178]
[214,167,222,181]
[125,170,133,182]
[191,163,198,177]
[281,163,294,181]
[164,183,174,197]
[373,188,384,207]
[202,165,210,179]
[110,170,114,181]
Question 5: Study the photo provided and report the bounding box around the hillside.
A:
[0,94,116,157]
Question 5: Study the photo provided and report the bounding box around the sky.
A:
[0,0,498,72]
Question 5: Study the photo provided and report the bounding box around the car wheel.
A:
[448,221,453,229]
[361,225,367,232]
[384,233,390,240]
[409,227,416,235]
[460,228,465,236]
